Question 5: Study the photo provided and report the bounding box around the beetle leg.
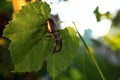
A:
[58,39,62,51]
[56,39,62,52]
[52,38,62,53]
[52,42,57,53]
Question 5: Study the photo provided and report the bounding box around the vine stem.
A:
[72,22,105,80]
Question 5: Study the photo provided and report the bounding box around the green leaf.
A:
[47,27,79,77]
[0,0,12,17]
[3,1,51,72]
[112,10,120,27]
[94,7,110,22]
[3,1,79,77]
[94,7,101,22]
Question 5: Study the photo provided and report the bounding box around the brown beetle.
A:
[47,18,62,53]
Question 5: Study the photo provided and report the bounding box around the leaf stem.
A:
[73,22,105,80]
[81,49,87,80]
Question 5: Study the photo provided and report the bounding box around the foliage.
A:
[0,0,12,18]
[3,1,79,78]
[0,0,120,80]
[104,10,120,53]
[0,37,13,75]
[112,10,120,27]
[94,7,110,22]
[104,32,120,50]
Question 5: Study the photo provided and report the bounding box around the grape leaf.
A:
[3,1,51,72]
[3,1,79,77]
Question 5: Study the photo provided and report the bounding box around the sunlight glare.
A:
[44,0,120,38]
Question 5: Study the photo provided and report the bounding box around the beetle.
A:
[47,18,62,53]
